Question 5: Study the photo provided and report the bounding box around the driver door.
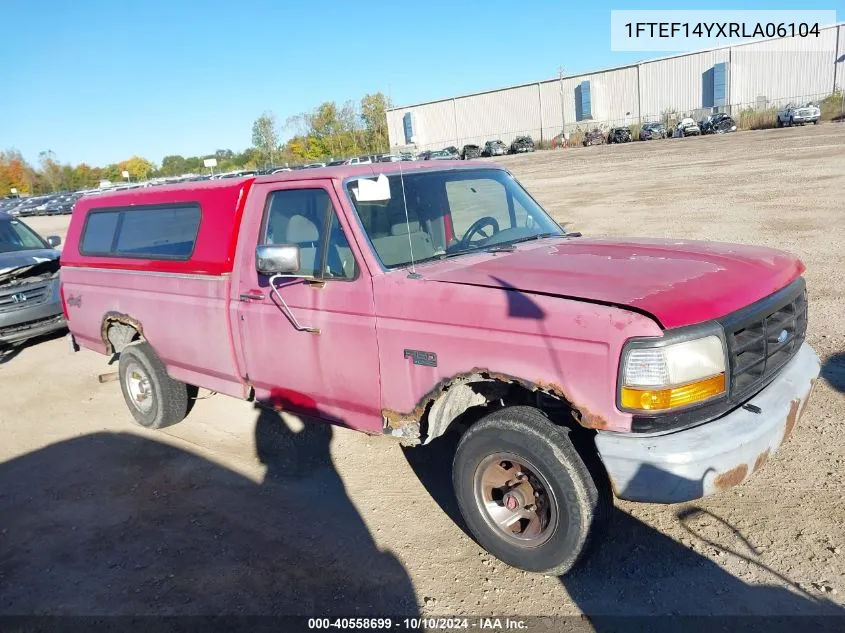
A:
[232,180,382,433]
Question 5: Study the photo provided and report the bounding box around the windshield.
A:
[346,168,563,269]
[0,217,48,253]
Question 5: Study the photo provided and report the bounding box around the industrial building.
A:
[387,23,844,151]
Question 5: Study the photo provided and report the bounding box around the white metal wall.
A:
[638,49,730,119]
[386,24,842,149]
[729,29,839,108]
[454,83,541,148]
[537,66,639,138]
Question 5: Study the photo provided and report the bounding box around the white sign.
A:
[121,170,130,179]
[204,158,218,168]
[9,188,16,194]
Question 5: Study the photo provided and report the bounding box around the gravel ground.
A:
[2,125,843,621]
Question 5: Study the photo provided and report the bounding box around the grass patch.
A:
[736,107,778,130]
[820,91,843,121]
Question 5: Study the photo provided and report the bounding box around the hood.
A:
[424,237,803,329]
[0,249,61,286]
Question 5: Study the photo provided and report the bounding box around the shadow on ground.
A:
[821,351,845,393]
[0,408,418,616]
[0,328,67,365]
[404,433,844,620]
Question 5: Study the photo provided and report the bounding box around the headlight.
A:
[619,333,726,412]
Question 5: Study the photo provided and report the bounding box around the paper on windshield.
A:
[351,174,391,202]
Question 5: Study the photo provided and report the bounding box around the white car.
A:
[776,103,821,127]
[344,156,372,165]
[673,117,701,137]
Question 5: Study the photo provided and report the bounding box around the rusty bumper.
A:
[595,342,820,503]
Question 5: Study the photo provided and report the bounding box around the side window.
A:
[445,178,511,239]
[115,206,201,258]
[80,205,200,259]
[263,188,356,280]
[80,211,120,254]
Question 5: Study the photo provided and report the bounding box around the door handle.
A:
[239,291,264,301]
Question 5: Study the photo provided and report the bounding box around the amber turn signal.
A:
[620,373,726,411]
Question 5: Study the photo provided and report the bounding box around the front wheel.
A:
[452,406,608,575]
[119,342,190,429]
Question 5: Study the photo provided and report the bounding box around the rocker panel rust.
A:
[381,367,608,444]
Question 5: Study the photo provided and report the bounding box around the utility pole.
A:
[558,67,566,137]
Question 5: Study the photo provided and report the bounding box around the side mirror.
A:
[256,244,300,276]
[46,235,61,248]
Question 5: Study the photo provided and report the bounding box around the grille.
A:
[723,279,807,401]
[0,283,50,313]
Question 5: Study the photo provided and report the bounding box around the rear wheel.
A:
[452,406,608,575]
[119,342,190,429]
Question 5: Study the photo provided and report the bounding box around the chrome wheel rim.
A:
[473,452,558,547]
[125,361,153,414]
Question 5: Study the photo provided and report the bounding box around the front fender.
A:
[373,275,664,440]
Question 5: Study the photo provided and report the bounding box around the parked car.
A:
[15,196,50,217]
[481,140,507,156]
[639,122,667,140]
[344,156,372,165]
[216,170,259,179]
[582,129,606,146]
[699,113,737,134]
[550,132,568,149]
[378,155,403,163]
[509,136,535,154]
[776,103,821,127]
[442,146,461,160]
[673,118,701,137]
[303,162,327,169]
[606,127,633,144]
[418,150,455,161]
[0,212,65,345]
[460,144,482,160]
[61,163,819,576]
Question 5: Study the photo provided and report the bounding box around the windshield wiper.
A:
[497,232,565,248]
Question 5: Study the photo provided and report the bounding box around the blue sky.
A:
[0,0,837,166]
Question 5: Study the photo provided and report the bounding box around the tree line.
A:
[1,92,392,195]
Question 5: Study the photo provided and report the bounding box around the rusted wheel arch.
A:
[384,369,605,447]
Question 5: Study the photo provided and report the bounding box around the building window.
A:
[703,62,727,109]
[403,112,414,144]
[713,62,727,107]
[575,81,592,121]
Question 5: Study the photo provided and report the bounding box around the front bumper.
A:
[595,342,819,503]
[0,279,66,344]
[793,114,820,124]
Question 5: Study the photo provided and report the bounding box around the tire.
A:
[452,406,609,575]
[813,120,819,125]
[776,117,782,128]
[118,342,190,429]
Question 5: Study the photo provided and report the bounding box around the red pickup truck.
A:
[61,163,819,575]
